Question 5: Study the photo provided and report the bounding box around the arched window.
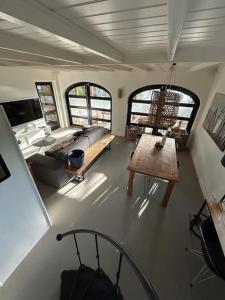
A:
[127,84,200,135]
[65,82,112,131]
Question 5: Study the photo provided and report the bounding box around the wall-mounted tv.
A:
[2,98,43,127]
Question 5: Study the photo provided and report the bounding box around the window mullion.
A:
[86,83,92,125]
[160,85,166,92]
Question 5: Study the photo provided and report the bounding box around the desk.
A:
[207,200,225,257]
[127,134,179,207]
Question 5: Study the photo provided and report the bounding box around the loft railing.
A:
[57,229,160,300]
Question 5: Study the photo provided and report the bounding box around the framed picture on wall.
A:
[0,154,11,183]
[203,93,225,151]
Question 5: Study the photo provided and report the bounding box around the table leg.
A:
[127,171,135,196]
[190,200,207,231]
[161,180,175,207]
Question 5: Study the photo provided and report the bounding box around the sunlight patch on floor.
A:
[56,172,108,202]
[149,182,159,195]
[97,186,120,207]
[138,199,150,218]
[92,185,112,205]
[134,195,142,204]
[137,181,160,218]
[79,173,108,201]
[57,182,78,195]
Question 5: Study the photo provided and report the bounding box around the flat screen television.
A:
[2,98,43,127]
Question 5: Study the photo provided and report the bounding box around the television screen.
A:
[2,98,43,127]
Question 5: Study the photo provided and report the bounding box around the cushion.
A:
[54,136,89,162]
[45,136,75,157]
[73,131,84,138]
[83,126,106,146]
[82,124,97,133]
[45,143,64,157]
[61,137,76,148]
[27,153,63,170]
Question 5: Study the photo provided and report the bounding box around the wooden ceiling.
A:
[0,0,224,71]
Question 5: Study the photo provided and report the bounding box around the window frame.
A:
[127,84,200,134]
[65,82,112,131]
[35,81,60,131]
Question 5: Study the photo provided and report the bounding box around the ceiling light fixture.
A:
[148,63,180,130]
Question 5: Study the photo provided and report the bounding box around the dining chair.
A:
[186,217,225,287]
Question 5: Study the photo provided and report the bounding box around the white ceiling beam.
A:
[88,64,115,71]
[131,64,153,72]
[0,0,123,62]
[63,63,132,71]
[167,0,189,62]
[0,57,49,66]
[0,48,71,65]
[190,62,221,72]
[0,60,25,66]
[51,65,114,72]
[85,56,121,65]
[0,65,100,72]
[0,31,84,64]
[93,64,133,72]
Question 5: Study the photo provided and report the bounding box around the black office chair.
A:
[186,217,225,287]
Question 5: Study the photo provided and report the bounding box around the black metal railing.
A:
[57,229,160,300]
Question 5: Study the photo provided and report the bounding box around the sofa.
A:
[29,126,107,188]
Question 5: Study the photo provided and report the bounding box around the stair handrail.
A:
[57,229,160,300]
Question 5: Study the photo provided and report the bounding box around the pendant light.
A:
[148,63,180,129]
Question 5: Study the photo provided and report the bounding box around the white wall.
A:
[0,107,51,285]
[0,66,214,138]
[57,68,214,137]
[191,66,225,200]
[0,68,56,101]
[0,67,66,128]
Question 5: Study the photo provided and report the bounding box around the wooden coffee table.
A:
[65,134,115,180]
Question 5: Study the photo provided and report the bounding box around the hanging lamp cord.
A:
[166,62,176,92]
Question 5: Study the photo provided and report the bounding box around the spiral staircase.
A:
[57,229,160,300]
